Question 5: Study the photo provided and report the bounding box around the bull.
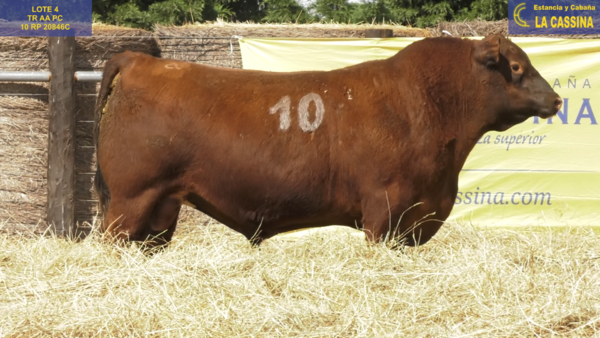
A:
[94,34,562,247]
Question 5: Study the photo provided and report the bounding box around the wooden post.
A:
[365,29,393,38]
[47,36,76,238]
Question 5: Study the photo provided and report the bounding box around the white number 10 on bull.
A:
[269,93,325,132]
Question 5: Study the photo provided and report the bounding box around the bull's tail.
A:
[93,52,132,219]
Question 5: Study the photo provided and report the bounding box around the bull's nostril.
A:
[555,97,563,110]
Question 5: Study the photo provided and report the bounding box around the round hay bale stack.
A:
[0,37,47,71]
[77,24,160,71]
[0,36,49,234]
[0,96,48,234]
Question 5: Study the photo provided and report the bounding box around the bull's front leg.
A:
[360,189,444,247]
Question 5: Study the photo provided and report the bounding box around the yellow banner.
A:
[239,37,600,227]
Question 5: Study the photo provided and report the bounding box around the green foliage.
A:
[212,2,235,20]
[380,0,459,27]
[96,0,205,27]
[91,0,508,28]
[462,0,508,21]
[260,0,313,23]
[201,0,236,21]
[224,0,264,22]
[148,0,205,25]
[312,0,355,23]
[109,2,149,27]
[351,1,391,24]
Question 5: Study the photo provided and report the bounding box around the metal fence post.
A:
[47,36,76,238]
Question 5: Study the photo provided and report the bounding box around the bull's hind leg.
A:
[144,196,182,246]
[103,190,181,246]
[103,190,158,243]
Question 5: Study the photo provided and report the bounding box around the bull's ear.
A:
[474,35,501,67]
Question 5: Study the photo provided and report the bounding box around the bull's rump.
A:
[100,54,400,226]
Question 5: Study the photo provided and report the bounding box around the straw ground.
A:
[0,216,599,337]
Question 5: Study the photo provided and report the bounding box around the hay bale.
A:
[75,25,160,71]
[155,21,429,38]
[0,96,48,233]
[431,19,509,37]
[0,37,47,71]
[0,35,49,233]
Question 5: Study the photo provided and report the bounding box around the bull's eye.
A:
[511,63,521,73]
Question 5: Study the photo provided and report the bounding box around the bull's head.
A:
[473,34,562,131]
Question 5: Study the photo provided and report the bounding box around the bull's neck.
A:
[424,72,491,173]
[388,41,492,174]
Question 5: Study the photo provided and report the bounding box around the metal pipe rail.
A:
[0,71,51,82]
[0,71,102,82]
[74,71,102,82]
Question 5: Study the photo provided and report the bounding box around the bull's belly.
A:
[182,187,359,238]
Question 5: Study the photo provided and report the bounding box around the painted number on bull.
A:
[270,93,325,132]
[269,96,292,130]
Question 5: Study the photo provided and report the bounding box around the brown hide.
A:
[95,34,562,247]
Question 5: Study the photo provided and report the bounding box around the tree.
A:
[312,0,355,23]
[351,0,390,24]
[217,0,264,22]
[261,0,312,23]
[462,0,508,21]
[148,0,205,25]
[382,0,460,27]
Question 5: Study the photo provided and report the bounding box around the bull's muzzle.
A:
[554,96,563,111]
